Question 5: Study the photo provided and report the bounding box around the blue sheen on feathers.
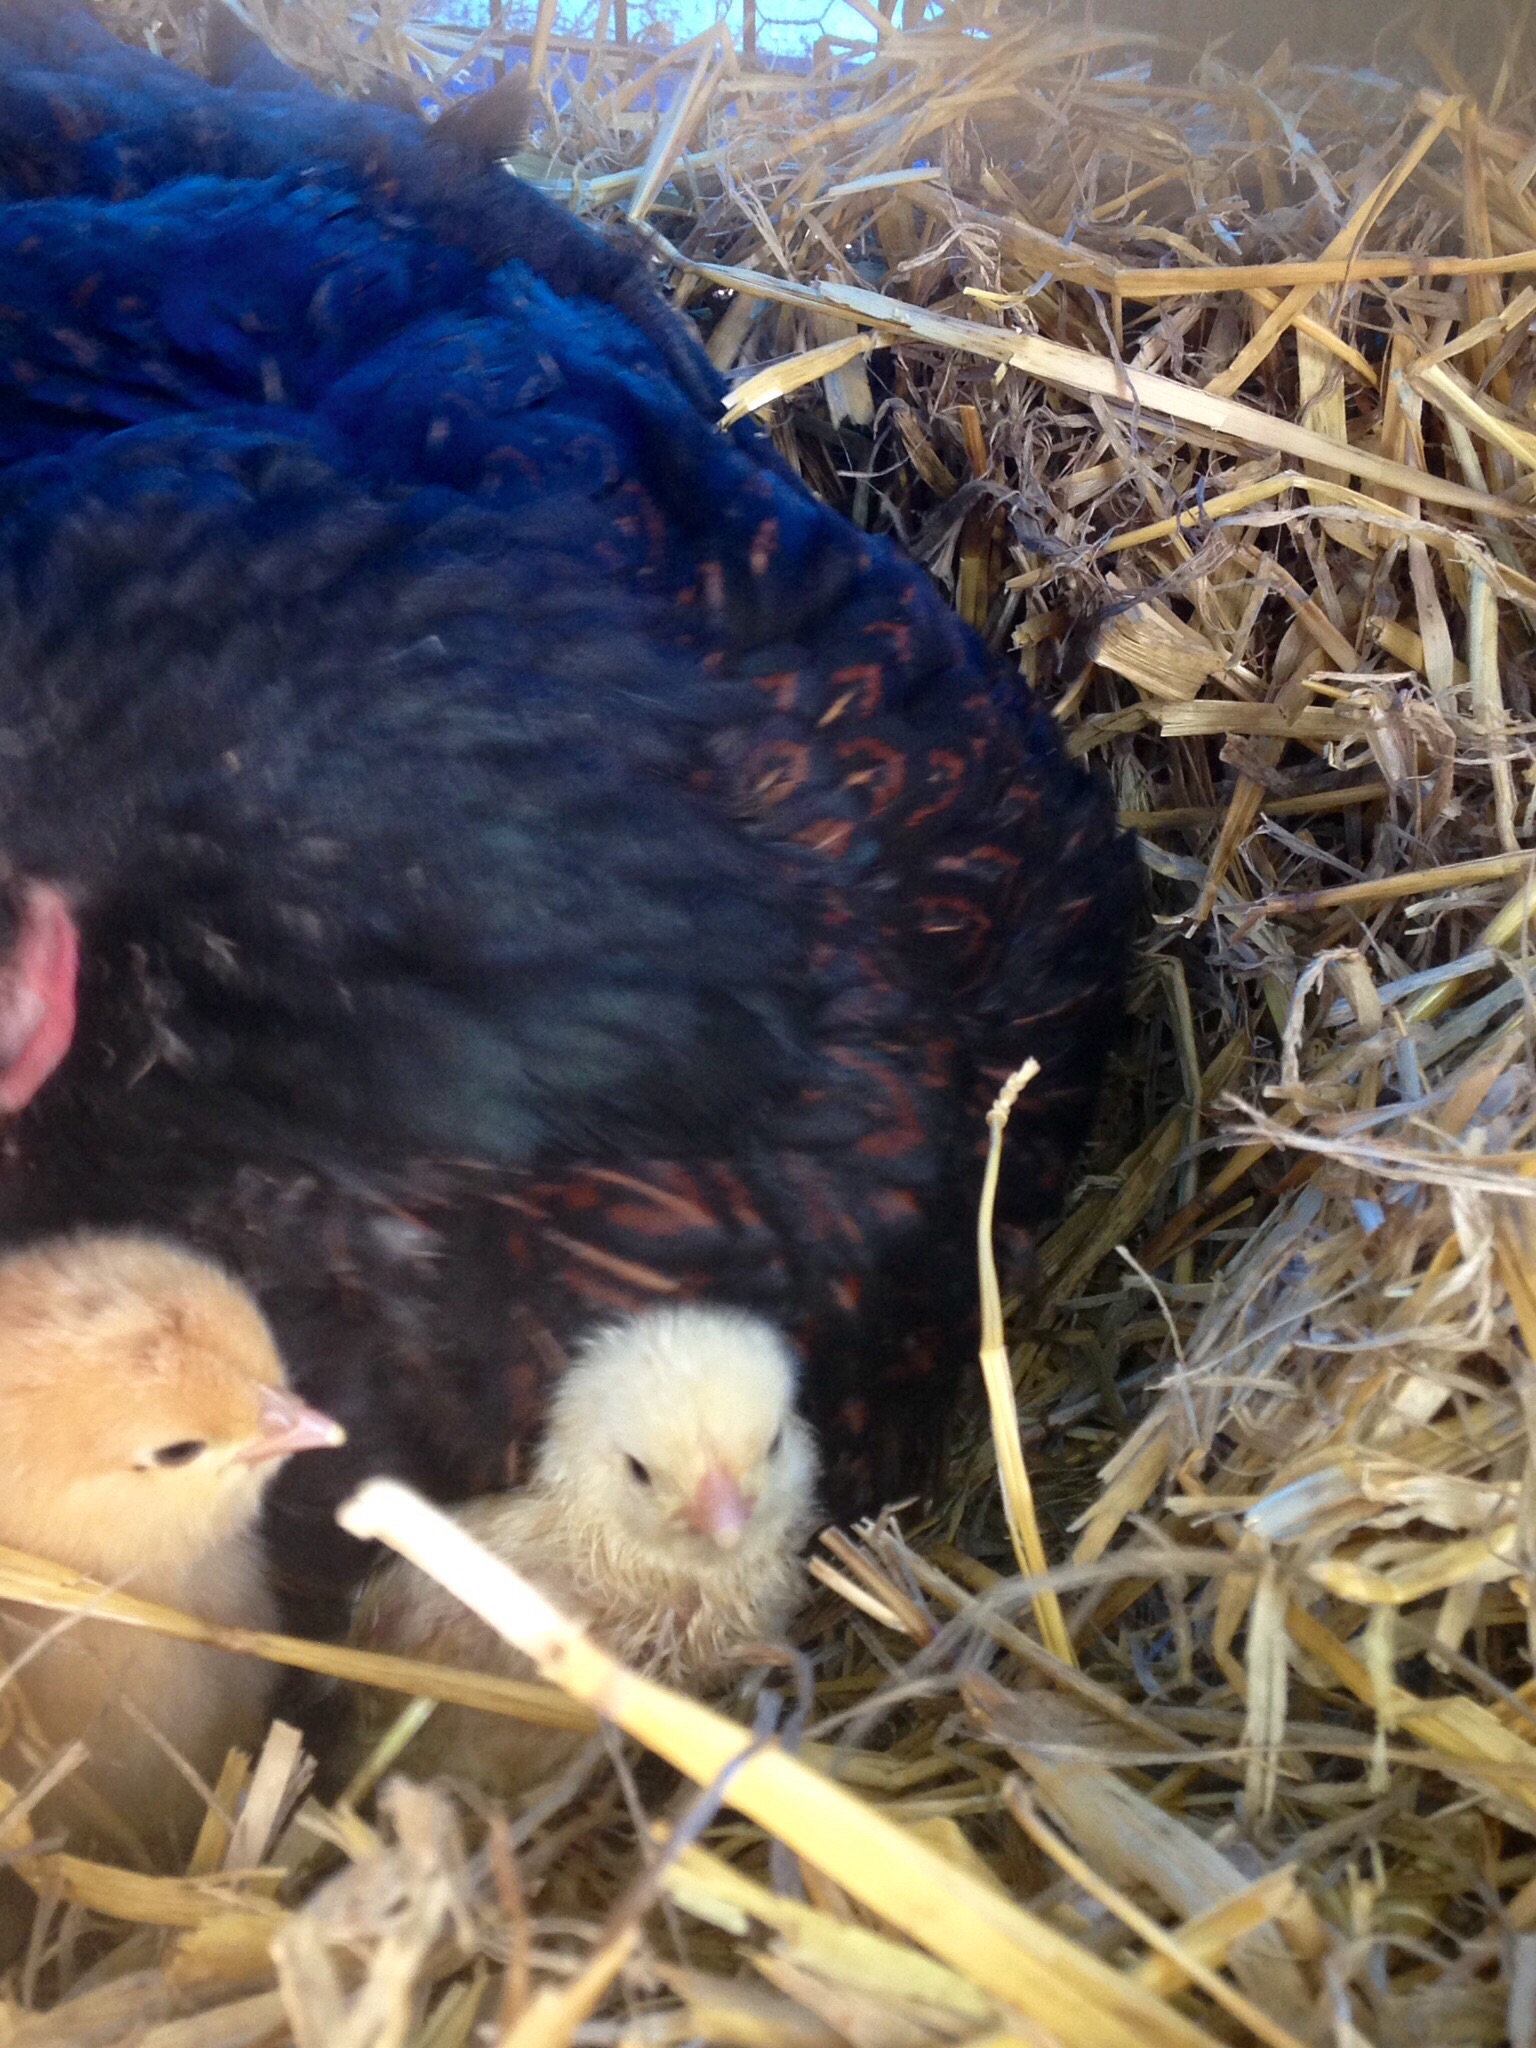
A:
[0,4,1136,1620]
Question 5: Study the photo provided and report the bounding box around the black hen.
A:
[0,4,1135,1619]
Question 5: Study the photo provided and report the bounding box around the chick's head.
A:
[536,1304,819,1577]
[0,1234,343,1579]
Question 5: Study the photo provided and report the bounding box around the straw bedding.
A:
[5,4,1536,2044]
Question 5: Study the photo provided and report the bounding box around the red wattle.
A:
[0,885,80,1114]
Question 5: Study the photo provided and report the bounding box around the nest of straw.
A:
[8,3,1536,2044]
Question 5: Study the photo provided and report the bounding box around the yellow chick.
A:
[0,1233,344,1860]
[348,1303,819,1800]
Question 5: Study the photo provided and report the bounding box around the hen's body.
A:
[0,5,1135,1621]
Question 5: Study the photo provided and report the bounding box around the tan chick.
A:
[348,1303,820,1800]
[0,1233,344,1861]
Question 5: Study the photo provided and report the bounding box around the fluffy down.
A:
[0,7,1137,1623]
[347,1305,818,1799]
[0,1233,341,1860]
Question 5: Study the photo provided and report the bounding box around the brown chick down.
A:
[347,1303,820,1800]
[0,1234,343,1864]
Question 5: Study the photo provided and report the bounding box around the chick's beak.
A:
[684,1465,752,1550]
[236,1384,347,1467]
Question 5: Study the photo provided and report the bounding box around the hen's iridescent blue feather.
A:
[0,4,1135,1617]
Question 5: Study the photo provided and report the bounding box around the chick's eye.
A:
[150,1440,207,1468]
[625,1454,652,1487]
